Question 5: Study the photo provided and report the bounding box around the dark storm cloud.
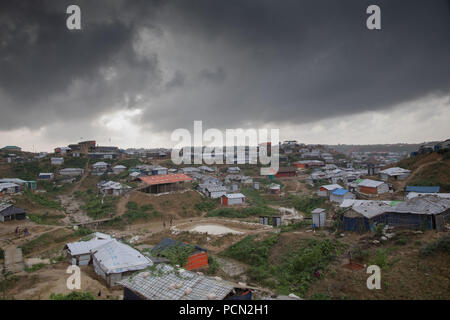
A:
[0,0,449,135]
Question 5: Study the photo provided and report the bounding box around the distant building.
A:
[275,167,296,178]
[221,193,246,206]
[51,157,64,165]
[139,174,192,194]
[59,168,84,177]
[330,188,355,203]
[357,179,389,196]
[0,203,26,222]
[1,146,21,152]
[112,165,127,174]
[39,173,54,180]
[379,167,411,182]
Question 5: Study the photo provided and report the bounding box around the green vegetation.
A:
[206,205,276,218]
[419,236,450,256]
[28,213,65,225]
[24,263,46,273]
[25,191,61,210]
[79,192,118,219]
[158,245,195,267]
[221,235,345,297]
[105,201,160,226]
[206,256,220,275]
[115,158,142,168]
[12,161,53,180]
[61,157,88,169]
[0,248,3,260]
[221,234,278,285]
[291,195,325,216]
[310,293,330,300]
[49,291,95,300]
[371,249,388,268]
[280,221,310,233]
[19,229,86,255]
[374,223,385,238]
[195,198,217,213]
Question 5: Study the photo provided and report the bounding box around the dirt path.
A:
[70,162,90,195]
[3,247,25,273]
[116,192,132,216]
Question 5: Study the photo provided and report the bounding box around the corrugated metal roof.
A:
[66,238,115,256]
[224,193,245,199]
[380,167,411,176]
[407,192,450,200]
[117,264,235,300]
[390,195,450,215]
[357,179,384,188]
[93,240,152,274]
[139,174,192,186]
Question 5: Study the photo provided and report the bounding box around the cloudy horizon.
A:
[1,0,449,152]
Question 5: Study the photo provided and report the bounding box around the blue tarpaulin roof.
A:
[406,186,440,193]
[332,188,349,196]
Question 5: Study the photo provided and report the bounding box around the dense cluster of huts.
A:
[65,233,252,300]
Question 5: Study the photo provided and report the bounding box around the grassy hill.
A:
[398,150,450,192]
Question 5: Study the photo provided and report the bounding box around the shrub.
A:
[291,195,325,216]
[419,236,450,256]
[206,256,220,275]
[25,191,61,210]
[371,249,388,268]
[49,291,95,300]
[24,263,46,272]
[0,248,3,260]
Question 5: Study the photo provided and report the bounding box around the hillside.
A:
[397,150,450,192]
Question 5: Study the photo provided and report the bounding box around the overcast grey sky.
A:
[0,0,449,152]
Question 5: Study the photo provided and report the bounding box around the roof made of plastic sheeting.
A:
[357,179,384,188]
[66,237,115,256]
[117,264,234,300]
[390,195,450,215]
[93,240,152,274]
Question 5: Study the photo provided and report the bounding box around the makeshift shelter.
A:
[112,165,127,174]
[275,167,296,177]
[65,233,114,266]
[39,173,54,180]
[97,181,131,196]
[59,168,84,176]
[221,193,245,206]
[379,167,411,181]
[0,183,20,195]
[0,203,26,222]
[311,208,326,228]
[339,200,394,232]
[205,185,227,199]
[386,195,450,231]
[139,174,192,194]
[317,184,342,197]
[357,179,389,196]
[92,240,152,287]
[268,183,281,194]
[118,264,251,300]
[330,188,355,203]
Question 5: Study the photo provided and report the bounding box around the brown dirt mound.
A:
[127,190,204,218]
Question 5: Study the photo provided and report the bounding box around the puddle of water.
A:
[189,224,243,235]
